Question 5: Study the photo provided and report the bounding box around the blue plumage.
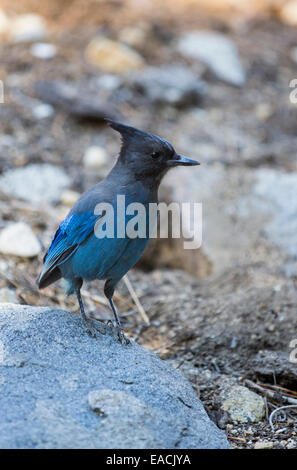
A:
[37,120,199,343]
[41,212,98,283]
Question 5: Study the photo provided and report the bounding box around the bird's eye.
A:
[151,151,160,159]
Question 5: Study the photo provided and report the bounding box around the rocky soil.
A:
[0,0,296,449]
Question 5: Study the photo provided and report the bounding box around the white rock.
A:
[10,14,47,43]
[254,441,273,449]
[0,222,41,258]
[85,37,144,74]
[0,288,18,303]
[177,32,245,86]
[32,103,54,119]
[83,146,108,168]
[0,163,71,204]
[30,43,56,59]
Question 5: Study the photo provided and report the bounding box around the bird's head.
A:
[107,120,200,182]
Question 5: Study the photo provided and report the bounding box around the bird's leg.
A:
[108,297,130,345]
[104,280,130,345]
[76,288,97,338]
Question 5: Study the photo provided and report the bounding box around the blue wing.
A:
[38,212,98,285]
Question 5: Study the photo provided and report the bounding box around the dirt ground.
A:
[0,0,296,449]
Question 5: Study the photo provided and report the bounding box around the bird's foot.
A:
[84,317,130,345]
[107,320,130,345]
[82,318,97,338]
[88,317,112,337]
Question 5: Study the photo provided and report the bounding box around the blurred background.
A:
[0,0,296,448]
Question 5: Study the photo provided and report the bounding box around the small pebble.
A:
[32,103,54,120]
[83,146,108,169]
[96,74,122,91]
[85,37,144,73]
[30,43,56,60]
[254,441,273,449]
[286,439,296,449]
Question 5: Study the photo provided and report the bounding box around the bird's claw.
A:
[108,321,130,345]
[84,317,130,345]
[117,329,130,345]
[82,319,97,338]
[88,319,130,345]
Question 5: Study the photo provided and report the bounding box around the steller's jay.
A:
[37,121,200,343]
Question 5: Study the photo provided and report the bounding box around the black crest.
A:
[106,120,147,142]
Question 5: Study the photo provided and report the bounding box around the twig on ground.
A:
[245,380,297,406]
[227,436,246,443]
[123,274,150,325]
[264,396,269,422]
[259,382,297,398]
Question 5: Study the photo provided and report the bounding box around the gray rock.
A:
[252,169,297,258]
[0,163,71,204]
[129,65,206,107]
[177,32,245,86]
[0,303,229,449]
[34,80,118,121]
[164,164,297,275]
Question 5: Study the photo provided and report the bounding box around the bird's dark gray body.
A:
[37,120,199,342]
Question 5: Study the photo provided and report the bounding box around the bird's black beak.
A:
[167,154,200,167]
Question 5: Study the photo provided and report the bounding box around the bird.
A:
[37,120,200,343]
